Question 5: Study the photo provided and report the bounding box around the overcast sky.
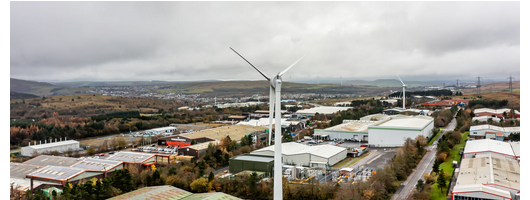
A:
[10,1,520,83]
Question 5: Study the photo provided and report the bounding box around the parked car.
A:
[151,144,156,147]
[99,153,105,156]
[109,151,115,154]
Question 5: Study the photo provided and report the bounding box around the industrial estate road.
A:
[391,114,457,200]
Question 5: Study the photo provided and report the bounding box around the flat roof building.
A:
[463,139,516,159]
[71,158,123,177]
[474,108,520,118]
[23,155,81,167]
[108,185,242,200]
[145,126,177,135]
[295,106,351,116]
[314,120,375,141]
[452,153,520,200]
[469,125,520,140]
[250,142,347,168]
[229,154,274,175]
[368,115,434,147]
[177,141,217,158]
[21,140,80,157]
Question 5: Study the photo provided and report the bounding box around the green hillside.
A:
[10,78,91,96]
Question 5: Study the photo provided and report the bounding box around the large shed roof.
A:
[21,140,79,150]
[370,115,433,130]
[107,152,155,163]
[296,106,351,115]
[108,185,192,200]
[24,155,82,167]
[71,158,122,171]
[10,162,44,179]
[301,145,346,158]
[26,165,86,181]
[464,139,515,157]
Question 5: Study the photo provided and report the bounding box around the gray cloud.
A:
[10,1,520,82]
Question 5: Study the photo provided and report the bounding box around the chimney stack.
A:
[40,141,41,145]
[29,142,30,146]
[55,138,57,143]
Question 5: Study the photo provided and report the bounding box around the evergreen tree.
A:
[208,171,215,182]
[433,159,440,174]
[437,169,447,193]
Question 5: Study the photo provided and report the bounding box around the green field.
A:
[428,130,442,146]
[430,131,469,200]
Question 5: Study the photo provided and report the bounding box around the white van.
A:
[304,136,313,140]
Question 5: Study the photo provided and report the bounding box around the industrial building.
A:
[469,125,520,140]
[157,135,215,147]
[474,108,520,118]
[145,126,177,135]
[472,116,501,123]
[249,142,347,167]
[21,140,80,157]
[463,139,517,159]
[23,155,81,167]
[509,142,520,161]
[106,152,157,169]
[452,153,520,200]
[71,158,123,177]
[177,141,217,158]
[25,165,97,187]
[295,106,351,116]
[367,115,434,147]
[314,120,374,141]
[108,185,242,200]
[229,154,274,175]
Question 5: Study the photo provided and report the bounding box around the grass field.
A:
[428,130,442,145]
[430,131,469,200]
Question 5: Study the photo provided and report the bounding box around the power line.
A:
[507,75,515,105]
[476,76,482,96]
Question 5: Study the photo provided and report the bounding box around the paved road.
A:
[391,114,457,200]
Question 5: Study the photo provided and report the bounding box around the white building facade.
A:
[21,140,80,157]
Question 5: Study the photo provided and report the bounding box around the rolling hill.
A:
[10,78,91,97]
[343,79,443,87]
[10,91,39,99]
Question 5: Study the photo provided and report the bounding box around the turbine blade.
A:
[230,47,270,81]
[279,54,305,76]
[396,74,405,85]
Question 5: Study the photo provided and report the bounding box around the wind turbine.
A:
[230,47,304,200]
[340,76,343,85]
[397,75,406,109]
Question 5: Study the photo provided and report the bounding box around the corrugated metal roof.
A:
[453,184,512,199]
[26,165,85,181]
[21,140,79,150]
[71,158,122,171]
[24,155,81,167]
[108,185,192,200]
[464,139,515,157]
[107,152,154,163]
[301,145,346,158]
[372,116,433,129]
[231,155,274,162]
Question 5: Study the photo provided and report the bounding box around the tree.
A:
[190,177,209,193]
[208,171,214,182]
[86,146,96,155]
[415,179,425,191]
[437,169,447,193]
[432,159,440,174]
[110,169,134,192]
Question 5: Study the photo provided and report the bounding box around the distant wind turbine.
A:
[397,75,406,109]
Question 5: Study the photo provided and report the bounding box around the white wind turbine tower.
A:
[397,75,406,109]
[230,47,304,200]
[340,76,343,85]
